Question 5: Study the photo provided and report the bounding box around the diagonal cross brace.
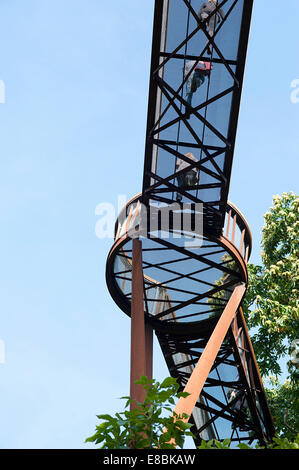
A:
[170,283,246,424]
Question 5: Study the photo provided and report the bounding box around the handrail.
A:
[114,193,252,264]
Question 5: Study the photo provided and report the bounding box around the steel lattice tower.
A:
[106,0,275,446]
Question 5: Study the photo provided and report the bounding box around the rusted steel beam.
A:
[231,214,237,245]
[130,238,153,409]
[171,283,246,421]
[240,228,245,254]
[226,209,232,238]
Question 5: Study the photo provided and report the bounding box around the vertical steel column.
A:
[130,238,153,409]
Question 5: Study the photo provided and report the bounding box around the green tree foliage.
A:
[242,192,299,438]
[197,435,299,450]
[265,377,298,441]
[86,375,299,449]
[243,192,298,376]
[85,376,193,449]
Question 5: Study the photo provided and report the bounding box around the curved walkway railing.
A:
[107,194,251,323]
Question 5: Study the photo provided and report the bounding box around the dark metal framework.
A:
[105,0,276,447]
[106,198,275,445]
[143,0,254,234]
[156,307,274,444]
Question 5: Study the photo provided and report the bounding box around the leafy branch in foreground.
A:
[86,375,299,450]
[85,376,193,449]
[197,434,299,450]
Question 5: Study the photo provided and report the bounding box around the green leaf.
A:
[160,377,178,389]
[134,375,149,386]
[177,391,190,399]
[238,443,253,449]
[96,414,114,422]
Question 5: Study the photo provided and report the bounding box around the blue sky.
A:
[0,0,298,449]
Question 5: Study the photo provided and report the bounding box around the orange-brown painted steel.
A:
[171,283,246,421]
[130,238,153,408]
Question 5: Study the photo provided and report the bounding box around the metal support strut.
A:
[130,238,153,409]
[172,283,246,423]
